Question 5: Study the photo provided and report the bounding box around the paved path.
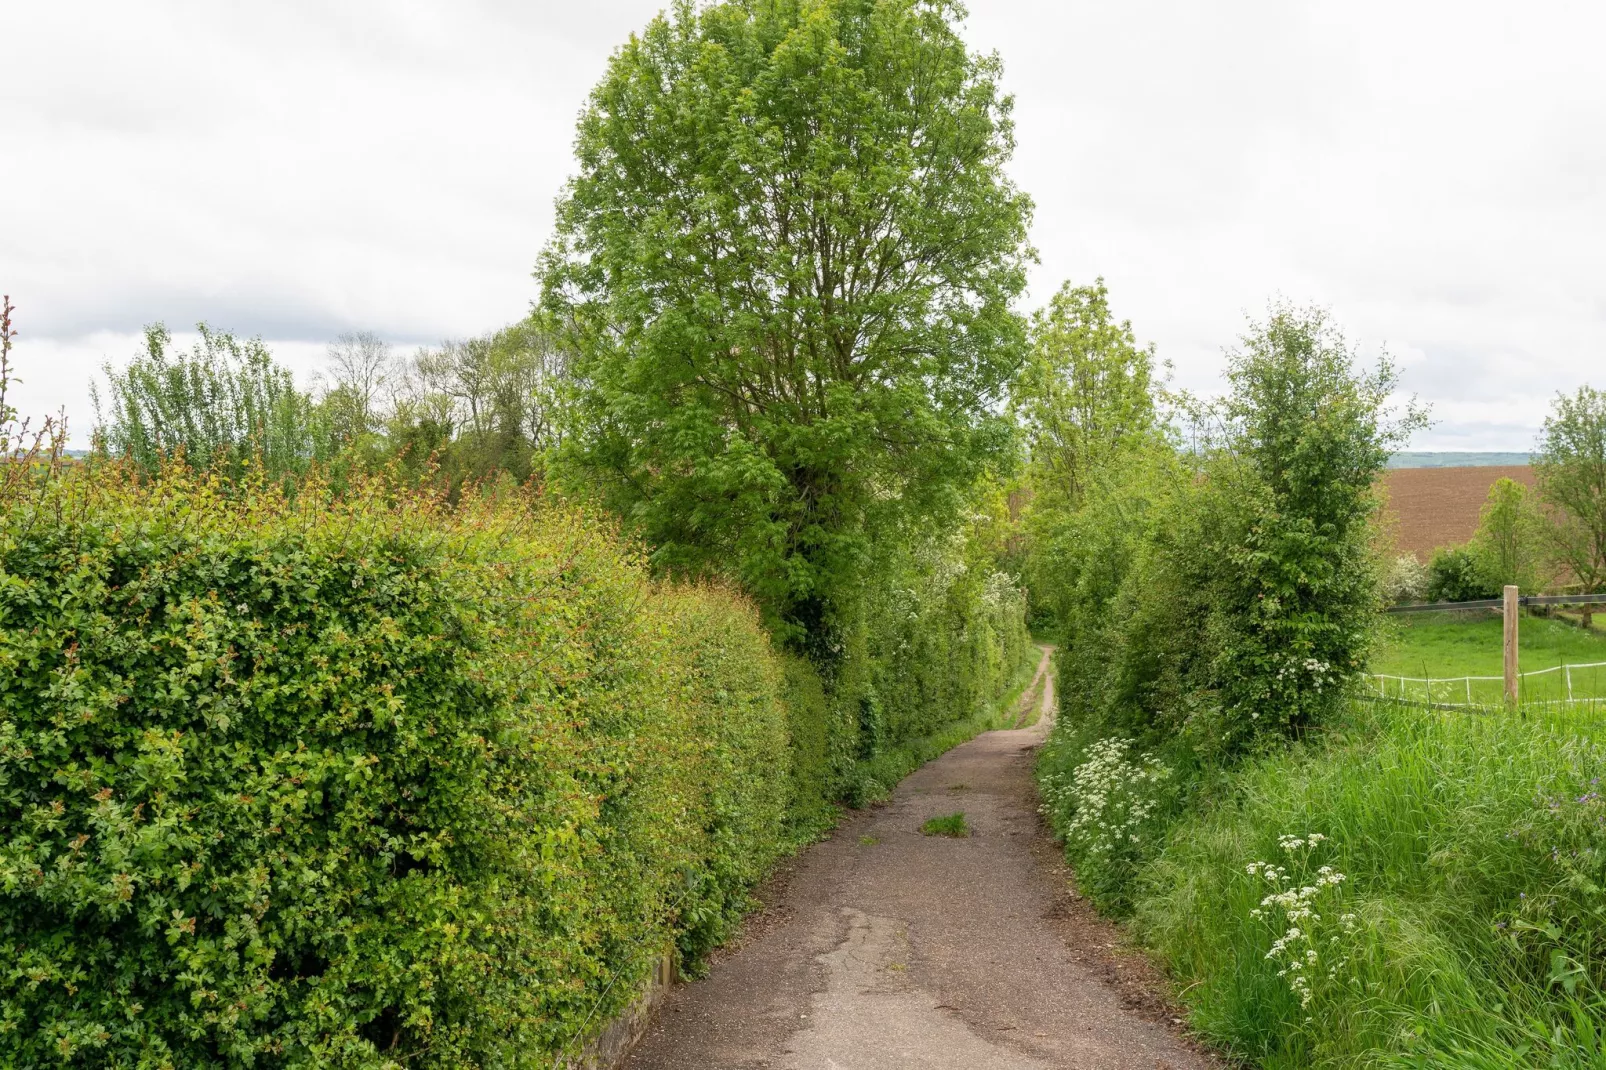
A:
[625,649,1214,1070]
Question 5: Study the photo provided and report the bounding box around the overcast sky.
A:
[5,1,1603,448]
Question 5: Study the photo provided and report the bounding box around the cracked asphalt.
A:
[623,650,1216,1070]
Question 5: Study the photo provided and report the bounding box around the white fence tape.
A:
[1366,660,1606,706]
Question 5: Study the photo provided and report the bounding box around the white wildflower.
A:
[1048,738,1172,864]
[1246,833,1358,1011]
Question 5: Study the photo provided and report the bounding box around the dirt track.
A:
[623,650,1214,1070]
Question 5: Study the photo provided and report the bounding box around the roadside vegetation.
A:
[8,1,1606,1067]
[1143,700,1606,1067]
[3,463,808,1064]
[0,2,1038,1065]
[1021,277,1606,1064]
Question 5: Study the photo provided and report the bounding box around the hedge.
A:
[0,466,1031,1067]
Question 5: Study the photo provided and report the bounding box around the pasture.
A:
[1370,610,1606,705]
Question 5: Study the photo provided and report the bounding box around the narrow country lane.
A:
[624,649,1215,1070]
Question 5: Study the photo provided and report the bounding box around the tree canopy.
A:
[1535,386,1606,619]
[93,324,328,477]
[1008,278,1159,629]
[541,0,1033,648]
[1013,278,1157,505]
[1469,476,1548,593]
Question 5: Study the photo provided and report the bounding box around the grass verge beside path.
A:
[1114,700,1606,1067]
[1040,613,1606,1067]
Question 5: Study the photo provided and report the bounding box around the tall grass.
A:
[1137,700,1606,1067]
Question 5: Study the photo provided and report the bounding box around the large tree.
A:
[1009,279,1159,628]
[541,0,1032,649]
[1014,279,1157,501]
[1535,386,1606,626]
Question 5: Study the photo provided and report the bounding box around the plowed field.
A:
[1382,465,1535,559]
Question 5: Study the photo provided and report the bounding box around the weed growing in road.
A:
[859,835,880,846]
[922,813,970,837]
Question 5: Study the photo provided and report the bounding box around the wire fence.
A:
[1365,660,1606,707]
[1386,592,1606,615]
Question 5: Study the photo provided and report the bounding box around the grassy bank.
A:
[1044,698,1606,1067]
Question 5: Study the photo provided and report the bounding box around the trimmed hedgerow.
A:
[0,462,1030,1067]
[650,583,794,969]
[0,468,798,1067]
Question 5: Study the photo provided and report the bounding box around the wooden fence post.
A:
[1504,585,1520,706]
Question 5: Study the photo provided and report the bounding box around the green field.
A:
[1370,611,1606,704]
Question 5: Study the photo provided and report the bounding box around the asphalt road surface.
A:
[624,650,1215,1070]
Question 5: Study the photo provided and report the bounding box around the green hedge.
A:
[829,528,1035,804]
[0,472,799,1066]
[0,468,1029,1066]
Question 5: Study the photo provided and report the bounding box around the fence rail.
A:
[1387,593,1606,614]
[1366,660,1606,707]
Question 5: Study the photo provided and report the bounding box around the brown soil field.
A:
[1381,465,1535,560]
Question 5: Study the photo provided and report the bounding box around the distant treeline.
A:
[1387,450,1531,468]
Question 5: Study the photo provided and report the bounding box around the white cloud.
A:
[966,0,1606,449]
[5,0,1603,449]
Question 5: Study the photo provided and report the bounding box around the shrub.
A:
[861,544,1030,747]
[650,584,795,968]
[0,468,801,1067]
[1426,545,1498,603]
[1199,305,1419,744]
[1049,304,1421,756]
[1381,553,1429,605]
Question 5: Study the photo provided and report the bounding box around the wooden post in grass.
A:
[1504,585,1520,706]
